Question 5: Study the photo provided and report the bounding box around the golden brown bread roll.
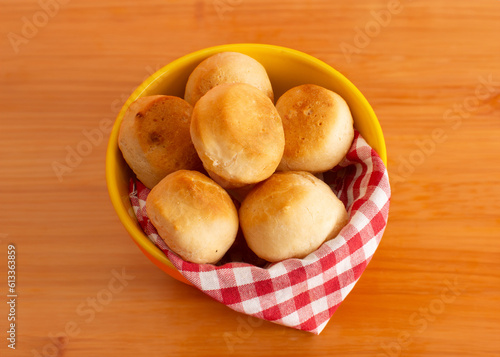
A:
[184,52,274,106]
[190,83,285,189]
[118,95,202,189]
[239,171,349,262]
[276,84,354,173]
[146,170,239,264]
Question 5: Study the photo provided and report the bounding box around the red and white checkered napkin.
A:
[130,131,390,334]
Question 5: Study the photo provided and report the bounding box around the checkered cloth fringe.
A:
[129,131,390,334]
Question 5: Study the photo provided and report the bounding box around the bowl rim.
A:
[106,43,387,272]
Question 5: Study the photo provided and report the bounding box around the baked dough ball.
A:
[190,83,285,189]
[239,171,349,262]
[184,52,274,106]
[146,170,239,264]
[118,95,201,189]
[276,84,354,172]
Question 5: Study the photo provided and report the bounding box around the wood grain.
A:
[1,0,499,356]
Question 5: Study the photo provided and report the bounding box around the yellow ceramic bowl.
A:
[106,44,387,285]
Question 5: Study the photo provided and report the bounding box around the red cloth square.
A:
[129,131,390,334]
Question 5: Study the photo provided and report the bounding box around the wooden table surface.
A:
[1,0,499,356]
